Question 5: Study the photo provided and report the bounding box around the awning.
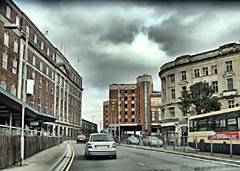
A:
[0,88,56,122]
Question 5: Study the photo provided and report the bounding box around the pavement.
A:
[4,141,69,171]
[120,144,240,166]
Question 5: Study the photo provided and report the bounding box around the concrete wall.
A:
[0,135,62,169]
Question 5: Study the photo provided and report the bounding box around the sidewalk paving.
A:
[4,142,67,171]
[120,144,240,165]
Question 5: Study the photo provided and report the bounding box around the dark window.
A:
[226,61,233,72]
[203,67,208,76]
[125,96,127,101]
[125,104,127,108]
[131,103,134,108]
[171,89,175,99]
[227,78,234,91]
[194,69,200,78]
[131,96,134,100]
[212,81,218,93]
[215,114,226,132]
[181,71,187,81]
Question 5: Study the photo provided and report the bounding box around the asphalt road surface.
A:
[70,142,240,171]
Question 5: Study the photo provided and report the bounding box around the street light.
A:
[4,24,29,165]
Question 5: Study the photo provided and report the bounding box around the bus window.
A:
[215,114,226,132]
[193,119,198,131]
[208,116,215,131]
[189,120,194,132]
[199,118,207,131]
[238,117,240,130]
[227,118,237,131]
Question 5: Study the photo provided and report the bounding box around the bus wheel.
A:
[199,140,205,152]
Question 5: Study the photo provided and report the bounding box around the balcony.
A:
[222,89,237,97]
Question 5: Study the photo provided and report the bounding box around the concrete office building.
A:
[159,42,240,144]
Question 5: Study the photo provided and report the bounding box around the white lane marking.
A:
[138,162,145,166]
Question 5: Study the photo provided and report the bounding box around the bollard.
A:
[210,136,213,156]
[173,134,175,151]
[230,135,232,158]
[183,136,186,152]
[164,135,167,150]
[195,136,198,154]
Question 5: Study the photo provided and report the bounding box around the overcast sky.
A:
[14,0,240,130]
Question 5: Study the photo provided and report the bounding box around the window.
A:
[0,81,6,90]
[46,67,49,76]
[52,72,55,80]
[226,61,233,72]
[12,59,17,74]
[171,88,175,99]
[211,65,217,74]
[32,56,36,66]
[228,100,234,108]
[151,99,155,104]
[169,107,175,117]
[131,103,134,108]
[47,48,50,56]
[151,108,155,121]
[46,80,48,91]
[39,76,42,88]
[215,115,226,132]
[40,61,43,71]
[212,81,218,93]
[194,69,200,78]
[51,87,54,95]
[158,108,161,121]
[10,86,16,96]
[52,53,55,61]
[34,34,37,43]
[32,70,35,79]
[125,104,127,108]
[170,74,175,83]
[227,78,234,91]
[124,96,127,101]
[2,53,8,70]
[198,118,208,131]
[182,86,187,92]
[4,32,9,47]
[6,6,11,19]
[203,67,208,76]
[41,41,44,50]
[16,16,20,27]
[14,40,18,53]
[181,71,187,81]
[44,100,48,113]
[38,97,41,112]
[158,98,161,104]
[30,95,34,107]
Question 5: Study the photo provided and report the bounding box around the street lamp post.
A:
[4,24,29,165]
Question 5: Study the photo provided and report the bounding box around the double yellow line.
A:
[61,143,75,171]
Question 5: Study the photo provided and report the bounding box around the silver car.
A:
[127,136,140,145]
[85,133,117,159]
[143,136,163,147]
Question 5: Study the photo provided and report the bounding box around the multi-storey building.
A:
[103,74,161,137]
[150,91,161,135]
[81,119,98,137]
[0,0,83,137]
[159,42,240,144]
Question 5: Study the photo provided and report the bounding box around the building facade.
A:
[103,74,161,137]
[0,0,83,137]
[81,119,98,137]
[159,42,240,144]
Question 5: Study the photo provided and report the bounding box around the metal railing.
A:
[122,134,240,158]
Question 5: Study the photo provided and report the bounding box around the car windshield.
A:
[78,135,86,138]
[90,134,113,142]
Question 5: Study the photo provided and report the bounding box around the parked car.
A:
[143,136,163,147]
[85,133,117,159]
[127,136,140,145]
[76,135,87,143]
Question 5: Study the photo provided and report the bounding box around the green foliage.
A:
[178,82,221,115]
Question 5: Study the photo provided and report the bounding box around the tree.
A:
[178,90,191,116]
[178,82,221,115]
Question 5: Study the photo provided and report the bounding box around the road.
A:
[70,142,239,171]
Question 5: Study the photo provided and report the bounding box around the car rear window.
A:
[90,134,113,142]
[78,135,86,138]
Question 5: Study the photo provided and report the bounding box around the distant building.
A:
[0,0,83,137]
[159,42,240,144]
[81,119,98,137]
[103,74,161,137]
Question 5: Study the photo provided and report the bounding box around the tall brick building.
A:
[0,0,83,137]
[103,74,161,137]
